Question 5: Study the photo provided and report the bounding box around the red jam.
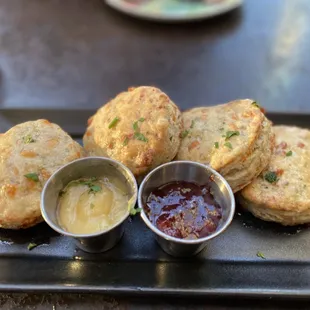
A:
[145,181,223,240]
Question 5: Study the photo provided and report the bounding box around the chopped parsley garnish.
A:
[133,121,139,132]
[252,101,260,108]
[23,134,35,144]
[169,136,173,141]
[132,118,148,142]
[130,207,142,216]
[219,127,224,131]
[256,251,266,259]
[181,130,189,139]
[123,137,129,146]
[286,150,293,157]
[190,120,195,129]
[225,130,240,140]
[24,173,39,182]
[28,242,39,251]
[90,203,95,209]
[264,171,278,183]
[67,177,102,194]
[133,118,145,132]
[224,142,233,149]
[134,132,148,142]
[89,185,101,193]
[108,117,120,129]
[214,142,219,149]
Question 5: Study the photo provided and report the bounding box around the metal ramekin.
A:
[138,161,235,257]
[41,157,138,253]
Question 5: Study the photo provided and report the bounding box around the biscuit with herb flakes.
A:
[0,120,84,229]
[83,86,183,177]
[239,126,310,226]
[176,99,274,192]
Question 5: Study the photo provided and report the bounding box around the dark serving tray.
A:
[1,108,310,298]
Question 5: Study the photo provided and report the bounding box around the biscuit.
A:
[176,99,274,192]
[0,120,84,229]
[83,86,183,177]
[239,126,310,226]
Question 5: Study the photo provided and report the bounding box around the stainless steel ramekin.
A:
[41,157,137,253]
[138,161,235,257]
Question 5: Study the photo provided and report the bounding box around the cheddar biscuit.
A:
[176,99,274,192]
[239,126,310,226]
[83,86,183,177]
[0,120,84,229]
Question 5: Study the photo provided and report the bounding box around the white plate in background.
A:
[105,0,243,22]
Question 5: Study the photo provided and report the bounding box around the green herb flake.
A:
[252,101,260,108]
[190,120,195,129]
[169,136,173,141]
[225,130,240,140]
[130,207,142,216]
[214,142,219,149]
[90,203,95,209]
[133,118,145,132]
[123,137,129,146]
[89,185,102,193]
[133,121,139,132]
[286,150,293,157]
[23,134,35,144]
[28,242,38,251]
[224,142,233,149]
[134,132,148,142]
[219,127,224,131]
[256,251,266,259]
[181,130,189,139]
[24,173,39,182]
[264,171,278,183]
[108,117,120,129]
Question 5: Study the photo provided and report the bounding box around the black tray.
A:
[1,108,310,298]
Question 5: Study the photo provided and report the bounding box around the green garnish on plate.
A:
[130,207,142,216]
[256,251,266,259]
[28,242,39,251]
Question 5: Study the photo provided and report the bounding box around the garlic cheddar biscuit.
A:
[176,99,274,192]
[83,86,183,177]
[239,126,310,226]
[0,120,84,229]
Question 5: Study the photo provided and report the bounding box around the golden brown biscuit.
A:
[83,86,183,177]
[0,120,85,229]
[176,99,274,192]
[239,126,310,226]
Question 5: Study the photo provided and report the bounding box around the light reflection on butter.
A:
[264,0,309,101]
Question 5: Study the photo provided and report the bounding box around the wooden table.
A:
[1,0,310,308]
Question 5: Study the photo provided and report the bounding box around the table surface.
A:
[1,0,310,308]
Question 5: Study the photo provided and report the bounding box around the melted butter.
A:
[57,176,129,235]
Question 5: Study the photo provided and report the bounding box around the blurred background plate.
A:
[105,0,243,22]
